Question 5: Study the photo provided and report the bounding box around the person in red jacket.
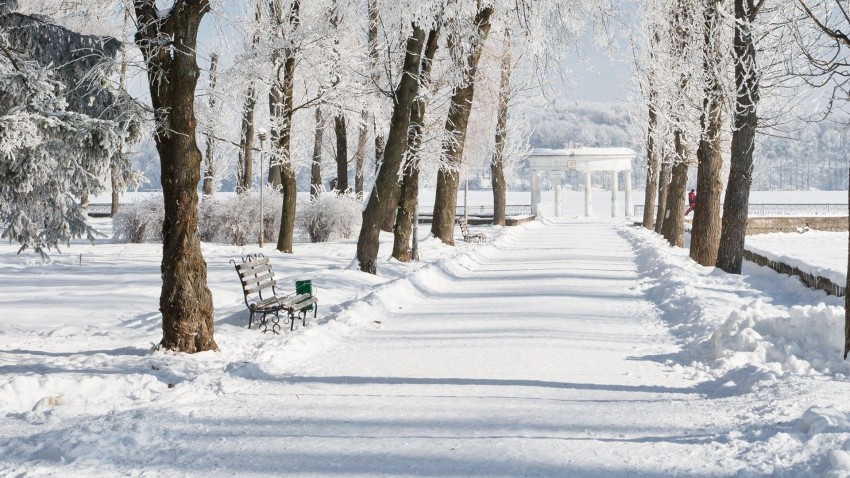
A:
[685,189,696,216]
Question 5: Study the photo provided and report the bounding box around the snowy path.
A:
[8,219,821,476]
[196,220,735,476]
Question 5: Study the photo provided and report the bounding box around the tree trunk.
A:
[202,53,218,196]
[717,0,759,274]
[334,114,348,192]
[431,7,493,244]
[311,107,324,197]
[643,32,661,230]
[353,109,368,196]
[374,133,385,174]
[110,166,120,216]
[689,0,724,266]
[654,160,670,233]
[134,0,216,353]
[643,97,659,230]
[237,85,257,193]
[491,28,511,227]
[661,131,688,247]
[356,25,426,273]
[845,170,850,358]
[270,0,300,253]
[392,27,439,262]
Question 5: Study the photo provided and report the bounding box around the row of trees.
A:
[636,0,850,357]
[3,0,620,352]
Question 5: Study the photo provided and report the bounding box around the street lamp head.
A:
[258,128,268,141]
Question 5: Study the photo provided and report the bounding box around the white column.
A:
[584,172,593,217]
[625,170,634,218]
[531,169,539,216]
[610,170,619,218]
[554,180,562,217]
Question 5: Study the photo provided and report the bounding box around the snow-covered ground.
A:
[747,231,848,287]
[3,216,850,476]
[91,189,850,219]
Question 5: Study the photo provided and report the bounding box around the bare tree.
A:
[311,107,324,197]
[133,0,216,353]
[202,52,219,196]
[356,25,427,273]
[716,0,764,273]
[689,0,725,266]
[269,0,300,253]
[392,26,440,262]
[431,6,494,244]
[491,27,512,227]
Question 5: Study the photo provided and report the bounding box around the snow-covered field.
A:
[92,189,850,219]
[3,215,850,476]
[747,231,848,287]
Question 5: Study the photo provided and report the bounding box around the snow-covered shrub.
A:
[197,186,281,245]
[299,191,362,243]
[112,195,164,243]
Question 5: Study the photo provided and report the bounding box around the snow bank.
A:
[712,300,846,376]
[620,225,848,382]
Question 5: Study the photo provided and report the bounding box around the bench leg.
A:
[248,311,254,329]
[290,310,296,331]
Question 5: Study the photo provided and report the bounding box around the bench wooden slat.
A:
[241,271,275,286]
[238,264,272,277]
[245,279,277,294]
[291,296,318,311]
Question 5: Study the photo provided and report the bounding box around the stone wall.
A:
[746,216,848,235]
[743,249,845,297]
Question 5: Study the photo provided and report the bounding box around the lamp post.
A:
[257,128,268,248]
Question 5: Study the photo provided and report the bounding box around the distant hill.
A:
[523,101,639,150]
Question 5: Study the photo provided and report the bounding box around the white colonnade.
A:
[528,147,637,218]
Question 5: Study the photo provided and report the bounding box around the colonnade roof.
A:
[528,147,636,173]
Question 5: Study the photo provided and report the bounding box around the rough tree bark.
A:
[353,109,368,195]
[311,107,324,197]
[237,85,257,193]
[356,25,426,273]
[661,132,689,248]
[392,27,440,262]
[491,28,511,227]
[202,52,218,196]
[717,0,760,274]
[660,0,692,247]
[431,7,493,244]
[334,114,348,191]
[654,160,670,234]
[689,0,724,266]
[134,0,216,353]
[367,0,383,178]
[113,37,130,214]
[270,0,300,253]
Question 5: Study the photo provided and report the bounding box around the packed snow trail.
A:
[211,220,738,476]
[2,219,776,476]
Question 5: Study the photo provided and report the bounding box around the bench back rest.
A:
[457,219,470,236]
[234,255,277,301]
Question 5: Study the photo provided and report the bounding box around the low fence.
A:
[452,205,532,217]
[743,249,845,297]
[635,203,848,218]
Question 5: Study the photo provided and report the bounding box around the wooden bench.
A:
[231,254,318,334]
[457,218,486,243]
